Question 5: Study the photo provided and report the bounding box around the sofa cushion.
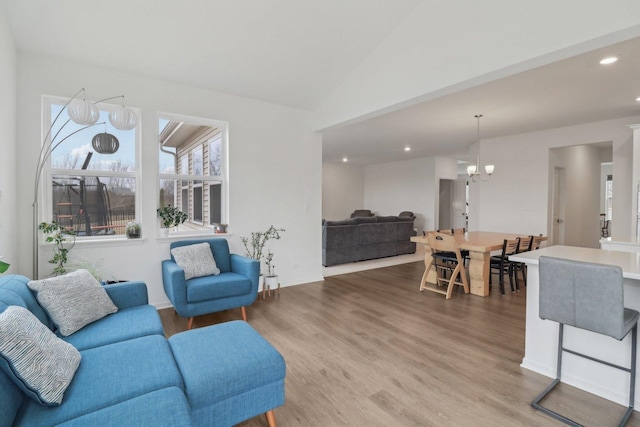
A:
[186,273,252,303]
[323,219,356,226]
[171,242,220,279]
[16,335,184,426]
[0,366,24,427]
[54,387,192,427]
[28,270,118,336]
[0,306,80,406]
[376,215,400,222]
[353,216,378,224]
[60,305,164,351]
[169,321,286,407]
[0,275,53,330]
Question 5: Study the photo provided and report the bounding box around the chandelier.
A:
[467,114,494,182]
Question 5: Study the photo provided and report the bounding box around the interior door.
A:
[452,178,467,229]
[552,167,566,245]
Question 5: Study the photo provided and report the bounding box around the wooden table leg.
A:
[468,250,490,297]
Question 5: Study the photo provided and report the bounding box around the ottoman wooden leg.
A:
[265,410,276,427]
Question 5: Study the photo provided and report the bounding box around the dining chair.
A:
[531,234,544,250]
[489,238,520,295]
[451,228,470,264]
[420,232,469,299]
[511,235,533,290]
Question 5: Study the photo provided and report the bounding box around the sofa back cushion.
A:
[170,238,232,273]
[0,275,53,330]
[0,367,24,427]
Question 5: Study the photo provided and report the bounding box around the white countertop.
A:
[601,236,640,247]
[510,245,640,280]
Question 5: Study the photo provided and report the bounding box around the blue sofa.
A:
[0,274,285,427]
[162,239,259,330]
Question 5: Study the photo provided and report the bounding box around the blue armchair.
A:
[162,239,259,329]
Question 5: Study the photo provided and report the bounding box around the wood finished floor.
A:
[159,261,640,427]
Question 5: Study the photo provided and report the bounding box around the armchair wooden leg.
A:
[187,317,194,330]
[265,410,276,427]
[241,306,247,321]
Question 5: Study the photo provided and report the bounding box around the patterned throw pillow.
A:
[28,269,118,336]
[0,306,81,406]
[171,242,220,280]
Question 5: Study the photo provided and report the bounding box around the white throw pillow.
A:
[171,242,220,280]
[28,269,118,336]
[0,306,81,406]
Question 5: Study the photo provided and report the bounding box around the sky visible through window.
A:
[50,103,136,172]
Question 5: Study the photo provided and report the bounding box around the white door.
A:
[552,167,566,245]
[452,178,467,229]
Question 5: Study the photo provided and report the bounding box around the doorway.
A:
[548,142,612,248]
[551,167,565,245]
[439,178,467,230]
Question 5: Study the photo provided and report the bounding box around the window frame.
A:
[157,112,229,236]
[41,94,142,241]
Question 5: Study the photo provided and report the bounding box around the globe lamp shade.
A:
[67,98,100,125]
[109,106,138,130]
[92,132,120,154]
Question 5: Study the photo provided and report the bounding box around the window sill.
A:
[156,232,233,243]
[40,237,147,249]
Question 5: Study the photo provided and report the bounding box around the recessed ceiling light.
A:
[404,146,411,152]
[342,157,348,162]
[636,96,640,102]
[599,56,619,65]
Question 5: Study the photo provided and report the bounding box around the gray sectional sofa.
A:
[322,215,416,266]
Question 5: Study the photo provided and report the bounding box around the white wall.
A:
[15,54,323,308]
[322,162,364,220]
[469,116,640,239]
[363,156,457,232]
[317,1,640,129]
[0,7,16,274]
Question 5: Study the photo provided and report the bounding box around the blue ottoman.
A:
[168,321,286,427]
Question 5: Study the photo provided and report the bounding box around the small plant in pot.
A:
[38,221,76,276]
[241,225,285,292]
[264,250,279,291]
[157,205,188,236]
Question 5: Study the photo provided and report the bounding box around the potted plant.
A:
[264,250,279,291]
[126,221,141,239]
[66,256,116,284]
[157,205,188,236]
[241,225,285,292]
[0,257,9,274]
[38,221,76,276]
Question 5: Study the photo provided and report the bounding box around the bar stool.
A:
[533,256,639,426]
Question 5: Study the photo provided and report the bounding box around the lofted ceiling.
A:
[2,1,640,166]
[322,36,640,165]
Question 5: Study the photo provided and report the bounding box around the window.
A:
[158,115,227,233]
[44,97,140,237]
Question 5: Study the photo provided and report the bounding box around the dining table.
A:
[410,231,545,297]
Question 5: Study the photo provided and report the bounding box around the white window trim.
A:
[41,95,142,242]
[157,112,229,236]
